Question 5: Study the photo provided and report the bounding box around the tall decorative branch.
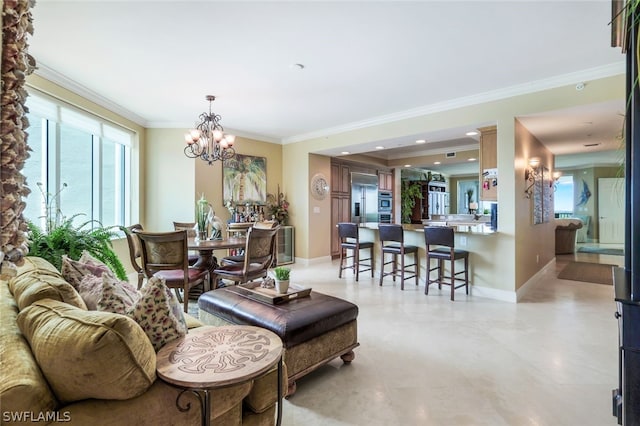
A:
[1,0,36,278]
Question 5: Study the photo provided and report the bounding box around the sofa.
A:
[1,257,282,425]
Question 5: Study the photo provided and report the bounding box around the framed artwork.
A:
[223,154,267,204]
[532,165,552,224]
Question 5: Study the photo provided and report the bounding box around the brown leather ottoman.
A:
[198,287,359,396]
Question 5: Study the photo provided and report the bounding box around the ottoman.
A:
[198,286,359,396]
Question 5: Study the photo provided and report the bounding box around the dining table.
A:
[188,237,246,274]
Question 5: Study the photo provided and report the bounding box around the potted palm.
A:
[273,266,291,294]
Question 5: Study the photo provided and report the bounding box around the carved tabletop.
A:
[157,325,283,426]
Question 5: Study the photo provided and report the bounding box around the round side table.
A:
[157,325,284,426]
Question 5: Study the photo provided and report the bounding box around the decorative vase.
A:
[275,279,290,294]
[197,230,207,241]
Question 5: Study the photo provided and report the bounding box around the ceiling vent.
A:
[445,152,456,158]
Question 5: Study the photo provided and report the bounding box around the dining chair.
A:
[210,226,279,289]
[378,223,419,290]
[173,221,199,266]
[337,222,374,281]
[220,221,278,266]
[133,229,210,313]
[424,226,469,301]
[122,224,145,289]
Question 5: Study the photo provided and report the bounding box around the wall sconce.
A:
[551,171,562,191]
[524,158,540,198]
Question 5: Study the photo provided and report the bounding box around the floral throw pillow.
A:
[97,275,140,315]
[127,276,187,351]
[77,275,104,310]
[61,252,116,289]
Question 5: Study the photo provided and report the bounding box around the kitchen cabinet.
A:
[479,125,498,201]
[331,195,351,257]
[378,171,393,191]
[331,162,351,195]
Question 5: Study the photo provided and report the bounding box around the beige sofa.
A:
[1,257,281,425]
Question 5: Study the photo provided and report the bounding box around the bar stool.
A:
[338,222,374,281]
[424,226,469,301]
[378,224,419,290]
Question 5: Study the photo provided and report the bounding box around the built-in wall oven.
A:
[378,191,392,223]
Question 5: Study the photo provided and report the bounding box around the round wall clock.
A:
[310,173,329,200]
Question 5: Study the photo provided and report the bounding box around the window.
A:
[22,92,133,230]
[554,175,574,216]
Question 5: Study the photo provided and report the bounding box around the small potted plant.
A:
[273,266,291,294]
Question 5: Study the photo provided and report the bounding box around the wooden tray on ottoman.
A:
[238,282,312,305]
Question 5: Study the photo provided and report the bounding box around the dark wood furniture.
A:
[187,237,246,272]
[134,229,210,313]
[122,223,145,289]
[173,221,198,265]
[337,222,373,282]
[378,224,419,290]
[424,226,469,301]
[210,226,279,289]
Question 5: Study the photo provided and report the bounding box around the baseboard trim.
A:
[515,258,556,302]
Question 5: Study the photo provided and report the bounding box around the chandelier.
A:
[184,95,236,164]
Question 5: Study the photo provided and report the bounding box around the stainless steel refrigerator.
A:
[351,173,379,224]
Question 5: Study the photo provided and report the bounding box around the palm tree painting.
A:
[223,154,267,204]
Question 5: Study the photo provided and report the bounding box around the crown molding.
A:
[282,62,625,144]
[34,62,148,127]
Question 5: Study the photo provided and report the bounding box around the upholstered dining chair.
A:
[424,226,469,301]
[122,224,145,289]
[219,220,279,266]
[211,226,279,289]
[133,229,210,313]
[172,221,198,266]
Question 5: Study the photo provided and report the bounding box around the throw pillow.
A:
[77,274,104,310]
[9,257,87,311]
[97,275,140,315]
[16,299,156,404]
[60,252,116,289]
[128,276,187,351]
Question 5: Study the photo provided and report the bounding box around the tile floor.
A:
[268,247,624,426]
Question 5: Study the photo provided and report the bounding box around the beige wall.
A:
[513,119,555,290]
[284,74,624,300]
[27,72,625,300]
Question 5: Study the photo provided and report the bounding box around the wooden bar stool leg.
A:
[465,257,469,294]
[379,252,385,286]
[425,255,430,295]
[355,247,360,282]
[450,259,456,301]
[338,246,344,278]
[438,260,443,289]
[415,252,419,286]
[392,254,397,282]
[370,246,374,278]
[400,251,405,290]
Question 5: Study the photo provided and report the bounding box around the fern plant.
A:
[26,182,127,280]
[27,216,127,281]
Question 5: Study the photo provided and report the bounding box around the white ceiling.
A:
[28,0,626,172]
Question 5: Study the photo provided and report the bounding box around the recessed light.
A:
[416,139,426,144]
[375,146,384,150]
[341,151,350,155]
[404,164,411,167]
[434,161,441,165]
[465,131,478,136]
[468,158,476,161]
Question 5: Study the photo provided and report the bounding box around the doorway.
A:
[598,177,625,244]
